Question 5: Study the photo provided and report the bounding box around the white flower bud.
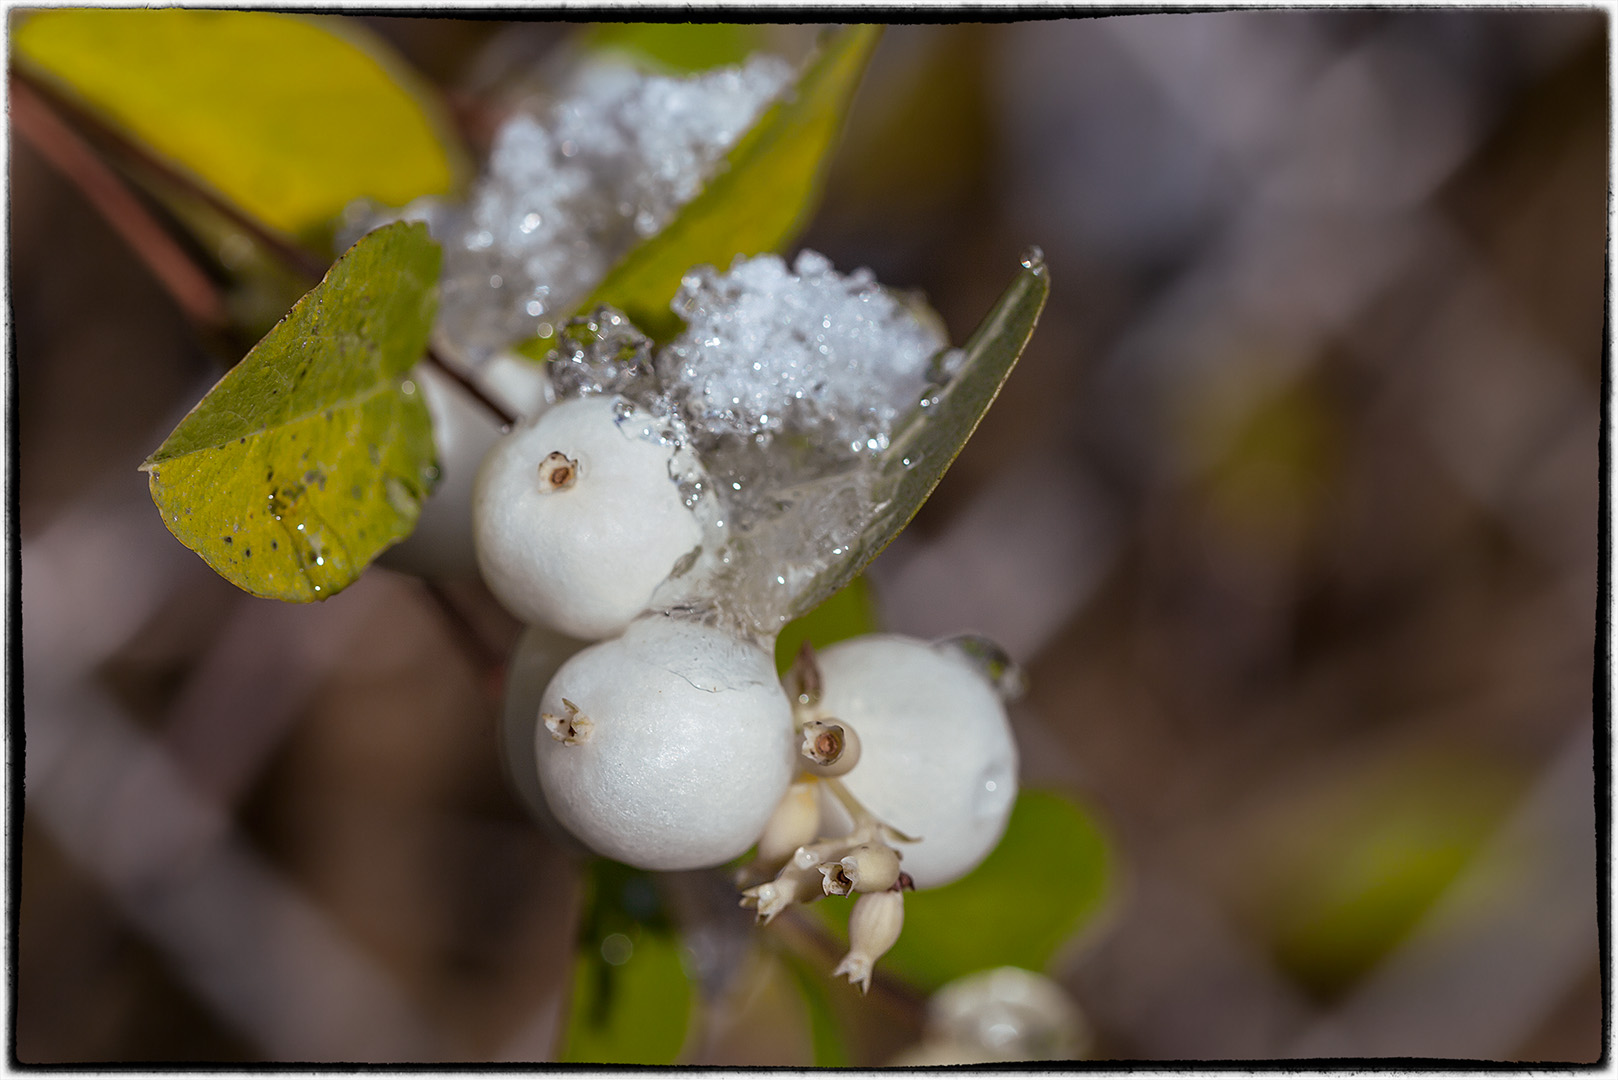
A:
[820,842,901,896]
[799,718,861,777]
[739,862,823,924]
[756,781,823,865]
[834,889,905,993]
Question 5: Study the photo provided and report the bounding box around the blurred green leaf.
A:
[516,24,881,359]
[560,860,695,1064]
[780,949,852,1067]
[13,10,466,238]
[1254,754,1517,998]
[814,789,1111,992]
[579,23,767,74]
[784,259,1050,621]
[143,222,440,602]
[774,576,881,675]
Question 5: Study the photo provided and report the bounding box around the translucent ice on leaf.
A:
[629,250,1050,637]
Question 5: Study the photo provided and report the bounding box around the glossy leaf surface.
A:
[13,9,464,237]
[144,222,440,602]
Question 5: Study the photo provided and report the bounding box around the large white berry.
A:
[814,635,1018,888]
[535,615,796,870]
[473,395,704,639]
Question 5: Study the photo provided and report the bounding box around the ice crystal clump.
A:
[644,251,962,636]
[660,250,956,461]
[532,252,966,639]
[348,55,793,369]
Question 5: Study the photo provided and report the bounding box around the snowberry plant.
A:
[16,12,1109,1063]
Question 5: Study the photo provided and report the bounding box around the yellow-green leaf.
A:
[815,790,1112,992]
[143,222,441,602]
[783,257,1051,621]
[578,22,768,74]
[12,10,466,238]
[516,24,881,359]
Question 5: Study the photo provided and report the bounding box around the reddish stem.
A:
[10,75,226,330]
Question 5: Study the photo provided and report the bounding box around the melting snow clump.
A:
[661,250,955,461]
[353,55,793,368]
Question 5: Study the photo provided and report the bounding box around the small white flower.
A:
[834,888,905,993]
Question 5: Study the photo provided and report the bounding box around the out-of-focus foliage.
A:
[816,790,1112,991]
[143,222,440,601]
[13,9,466,238]
[515,24,882,357]
[1241,753,1520,998]
[560,861,695,1064]
[579,22,767,74]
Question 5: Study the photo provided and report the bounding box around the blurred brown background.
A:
[13,13,1606,1063]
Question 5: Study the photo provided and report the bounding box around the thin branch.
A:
[11,67,328,284]
[419,579,506,682]
[14,68,523,429]
[424,346,518,428]
[11,75,226,330]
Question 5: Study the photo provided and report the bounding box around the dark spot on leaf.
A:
[271,540,278,550]
[223,536,232,544]
[238,437,246,444]
[245,548,252,557]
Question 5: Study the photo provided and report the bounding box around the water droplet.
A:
[1019,245,1046,273]
[935,634,1027,702]
[601,932,633,966]
[400,379,416,395]
[526,300,544,317]
[973,761,1015,821]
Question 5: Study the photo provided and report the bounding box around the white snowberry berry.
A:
[535,614,796,871]
[381,358,548,579]
[473,395,704,639]
[813,635,1019,888]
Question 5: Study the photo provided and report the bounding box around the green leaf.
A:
[814,790,1111,992]
[12,10,466,238]
[143,221,440,602]
[516,24,881,359]
[560,861,695,1064]
[579,23,768,74]
[784,258,1051,621]
[774,576,881,675]
[780,949,852,1067]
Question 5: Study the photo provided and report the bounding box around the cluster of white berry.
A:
[364,49,1022,992]
[469,317,1020,990]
